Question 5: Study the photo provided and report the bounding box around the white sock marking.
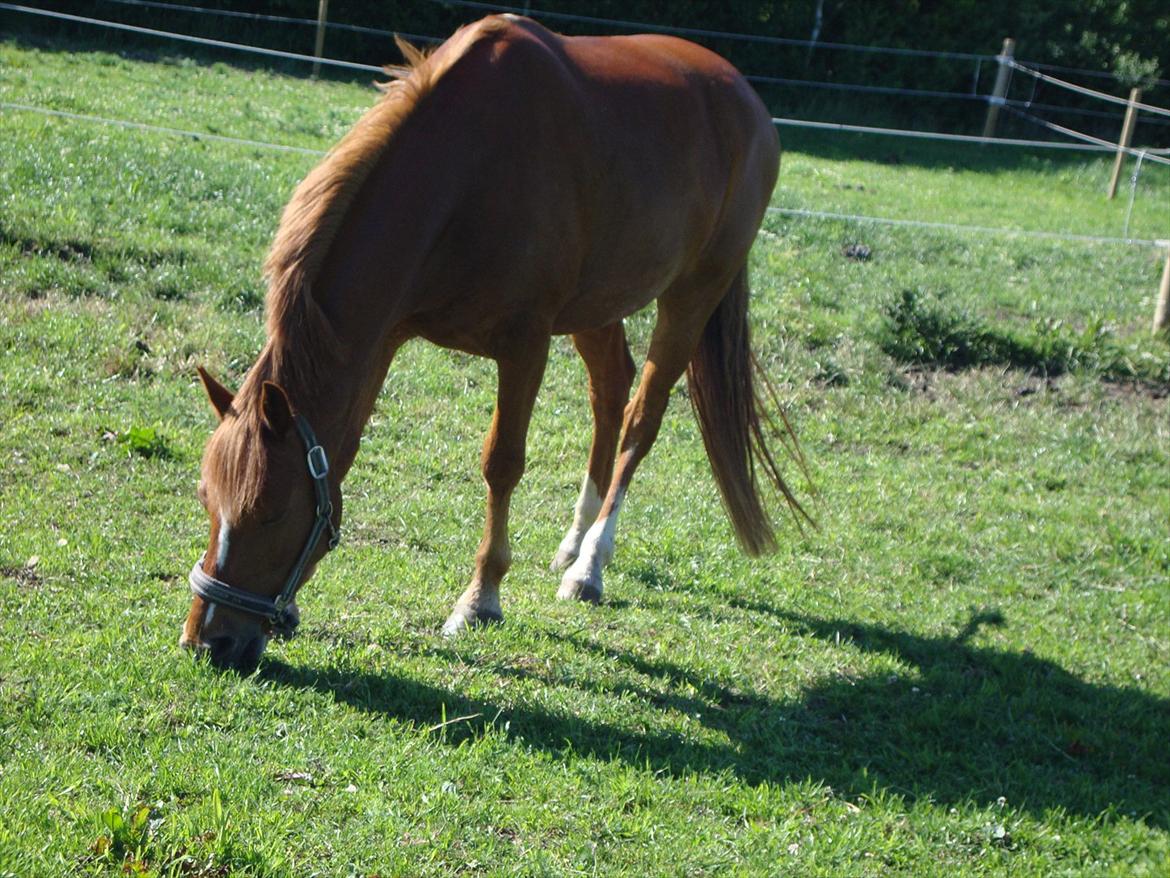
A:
[565,487,624,584]
[555,476,602,561]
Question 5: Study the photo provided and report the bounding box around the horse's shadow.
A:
[261,603,1169,827]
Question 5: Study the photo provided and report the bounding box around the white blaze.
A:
[205,509,234,627]
[215,508,232,569]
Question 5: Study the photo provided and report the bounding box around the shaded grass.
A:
[877,288,1170,386]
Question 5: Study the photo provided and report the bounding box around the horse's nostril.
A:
[198,634,267,673]
[236,635,268,674]
[178,635,206,653]
[205,635,238,667]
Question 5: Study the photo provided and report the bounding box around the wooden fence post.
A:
[1154,243,1170,336]
[1107,88,1142,200]
[312,0,329,79]
[981,38,1015,139]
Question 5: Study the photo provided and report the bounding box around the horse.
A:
[180,14,806,673]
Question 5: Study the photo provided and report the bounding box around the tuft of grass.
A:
[878,288,1170,386]
[79,795,244,877]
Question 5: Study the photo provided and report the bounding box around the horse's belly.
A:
[550,284,661,335]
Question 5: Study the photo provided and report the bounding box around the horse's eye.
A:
[260,509,288,527]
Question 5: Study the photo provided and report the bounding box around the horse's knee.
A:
[482,447,524,494]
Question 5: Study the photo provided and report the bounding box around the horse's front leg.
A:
[442,333,550,636]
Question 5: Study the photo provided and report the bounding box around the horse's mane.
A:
[215,22,514,512]
[259,19,524,397]
[260,35,446,389]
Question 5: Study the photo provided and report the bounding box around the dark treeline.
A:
[13,0,1170,140]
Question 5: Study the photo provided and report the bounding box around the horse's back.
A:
[477,17,778,196]
[454,17,779,331]
[318,17,780,349]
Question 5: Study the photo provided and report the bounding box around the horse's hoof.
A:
[556,573,602,605]
[441,603,504,637]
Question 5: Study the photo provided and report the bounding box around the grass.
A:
[1,35,1169,877]
[876,288,1170,383]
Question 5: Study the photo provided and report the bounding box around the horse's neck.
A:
[253,329,406,483]
[257,88,473,479]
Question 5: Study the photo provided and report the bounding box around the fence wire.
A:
[0,3,385,72]
[94,0,444,44]
[1010,62,1170,119]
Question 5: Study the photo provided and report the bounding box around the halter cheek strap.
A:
[188,414,340,638]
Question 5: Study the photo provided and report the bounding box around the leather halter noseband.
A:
[188,414,340,638]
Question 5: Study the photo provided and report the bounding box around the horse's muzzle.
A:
[181,632,269,674]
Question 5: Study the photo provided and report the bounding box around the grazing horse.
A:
[181,15,804,673]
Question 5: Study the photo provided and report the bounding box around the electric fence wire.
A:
[11,3,1170,140]
[0,4,1044,112]
[60,0,1003,108]
[0,3,386,72]
[1005,97,1170,127]
[1124,151,1148,241]
[417,0,993,60]
[746,74,985,102]
[87,0,1170,97]
[1003,106,1170,163]
[0,100,330,154]
[3,99,1165,250]
[1023,58,1170,90]
[771,116,1118,152]
[94,0,443,44]
[1010,61,1170,118]
[764,207,1167,248]
[37,0,1170,102]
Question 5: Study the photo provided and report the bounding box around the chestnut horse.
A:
[181,15,804,672]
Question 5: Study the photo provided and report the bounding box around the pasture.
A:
[1,36,1168,876]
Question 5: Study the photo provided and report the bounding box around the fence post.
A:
[312,0,329,79]
[1154,243,1170,336]
[1106,88,1142,200]
[981,38,1015,138]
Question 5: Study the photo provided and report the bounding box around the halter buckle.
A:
[306,445,329,480]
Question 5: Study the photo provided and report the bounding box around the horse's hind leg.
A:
[551,323,636,571]
[442,331,550,636]
[557,282,725,604]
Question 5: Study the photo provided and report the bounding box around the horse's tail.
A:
[685,265,812,555]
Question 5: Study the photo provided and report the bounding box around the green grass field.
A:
[1,37,1168,877]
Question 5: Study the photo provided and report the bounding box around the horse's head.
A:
[180,367,340,673]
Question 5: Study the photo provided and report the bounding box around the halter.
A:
[188,414,340,638]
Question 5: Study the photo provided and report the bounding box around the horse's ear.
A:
[260,381,294,439]
[197,366,234,420]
